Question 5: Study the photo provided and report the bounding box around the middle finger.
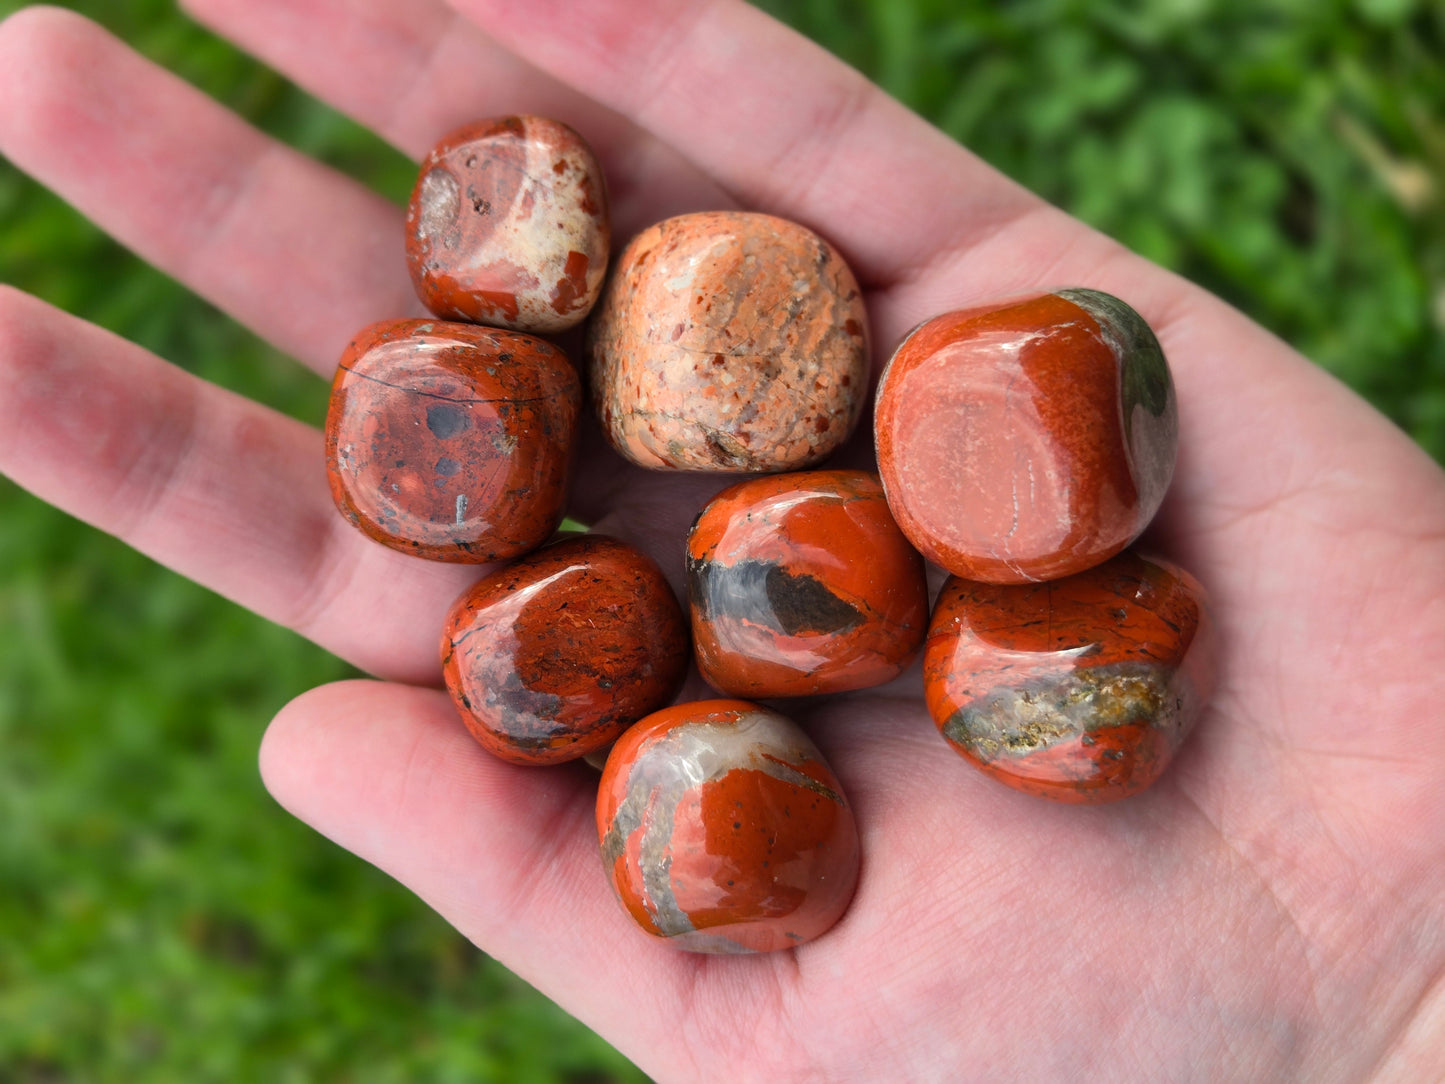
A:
[181,0,731,232]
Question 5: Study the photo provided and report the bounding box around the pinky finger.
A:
[0,287,478,684]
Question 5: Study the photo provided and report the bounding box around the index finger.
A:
[448,0,1050,285]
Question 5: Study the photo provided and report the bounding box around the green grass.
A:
[0,0,1442,1080]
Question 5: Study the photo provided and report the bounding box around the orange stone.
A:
[324,318,580,562]
[923,550,1213,803]
[586,211,868,472]
[875,289,1177,583]
[441,535,689,765]
[405,115,609,334]
[687,470,928,697]
[597,699,860,953]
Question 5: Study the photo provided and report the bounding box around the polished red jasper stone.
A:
[924,550,1213,803]
[875,289,1177,583]
[587,211,868,472]
[441,535,689,765]
[325,318,580,562]
[405,115,609,334]
[597,699,859,953]
[686,470,928,697]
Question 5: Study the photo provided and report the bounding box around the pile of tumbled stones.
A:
[323,116,1213,956]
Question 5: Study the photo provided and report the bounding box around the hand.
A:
[2,2,1442,1079]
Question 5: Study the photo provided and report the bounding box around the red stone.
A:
[441,535,689,765]
[586,211,868,472]
[325,318,580,562]
[923,550,1213,803]
[875,289,1177,583]
[597,699,859,953]
[686,470,928,697]
[405,116,610,334]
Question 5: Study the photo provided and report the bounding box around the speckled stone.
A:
[687,471,928,697]
[875,289,1177,583]
[597,699,859,953]
[586,211,869,472]
[441,535,690,765]
[405,116,609,334]
[924,550,1213,803]
[325,318,580,562]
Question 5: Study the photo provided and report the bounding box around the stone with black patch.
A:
[686,470,928,698]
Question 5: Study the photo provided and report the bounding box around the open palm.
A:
[2,2,1443,1079]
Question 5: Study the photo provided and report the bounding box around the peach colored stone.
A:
[405,116,609,334]
[586,211,868,472]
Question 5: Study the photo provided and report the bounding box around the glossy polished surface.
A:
[924,550,1212,803]
[597,700,859,953]
[587,211,868,472]
[875,289,1177,583]
[405,115,609,333]
[687,471,928,697]
[325,318,580,562]
[442,535,689,765]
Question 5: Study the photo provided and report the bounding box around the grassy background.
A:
[0,0,1441,1080]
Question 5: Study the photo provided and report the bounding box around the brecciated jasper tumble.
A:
[597,700,859,953]
[687,470,928,697]
[587,210,869,472]
[405,115,609,334]
[924,550,1213,804]
[325,319,580,562]
[441,535,690,765]
[875,289,1177,584]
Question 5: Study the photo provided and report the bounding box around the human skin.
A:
[0,2,1443,1081]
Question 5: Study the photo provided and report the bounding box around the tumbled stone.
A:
[875,289,1177,583]
[687,470,928,697]
[923,550,1213,803]
[441,535,689,765]
[587,210,868,472]
[405,115,609,333]
[325,318,579,562]
[597,699,859,953]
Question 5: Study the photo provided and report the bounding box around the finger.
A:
[422,1,1172,364]
[445,0,1051,286]
[0,287,475,684]
[259,679,712,1081]
[0,7,418,373]
[180,0,732,236]
[421,0,1195,376]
